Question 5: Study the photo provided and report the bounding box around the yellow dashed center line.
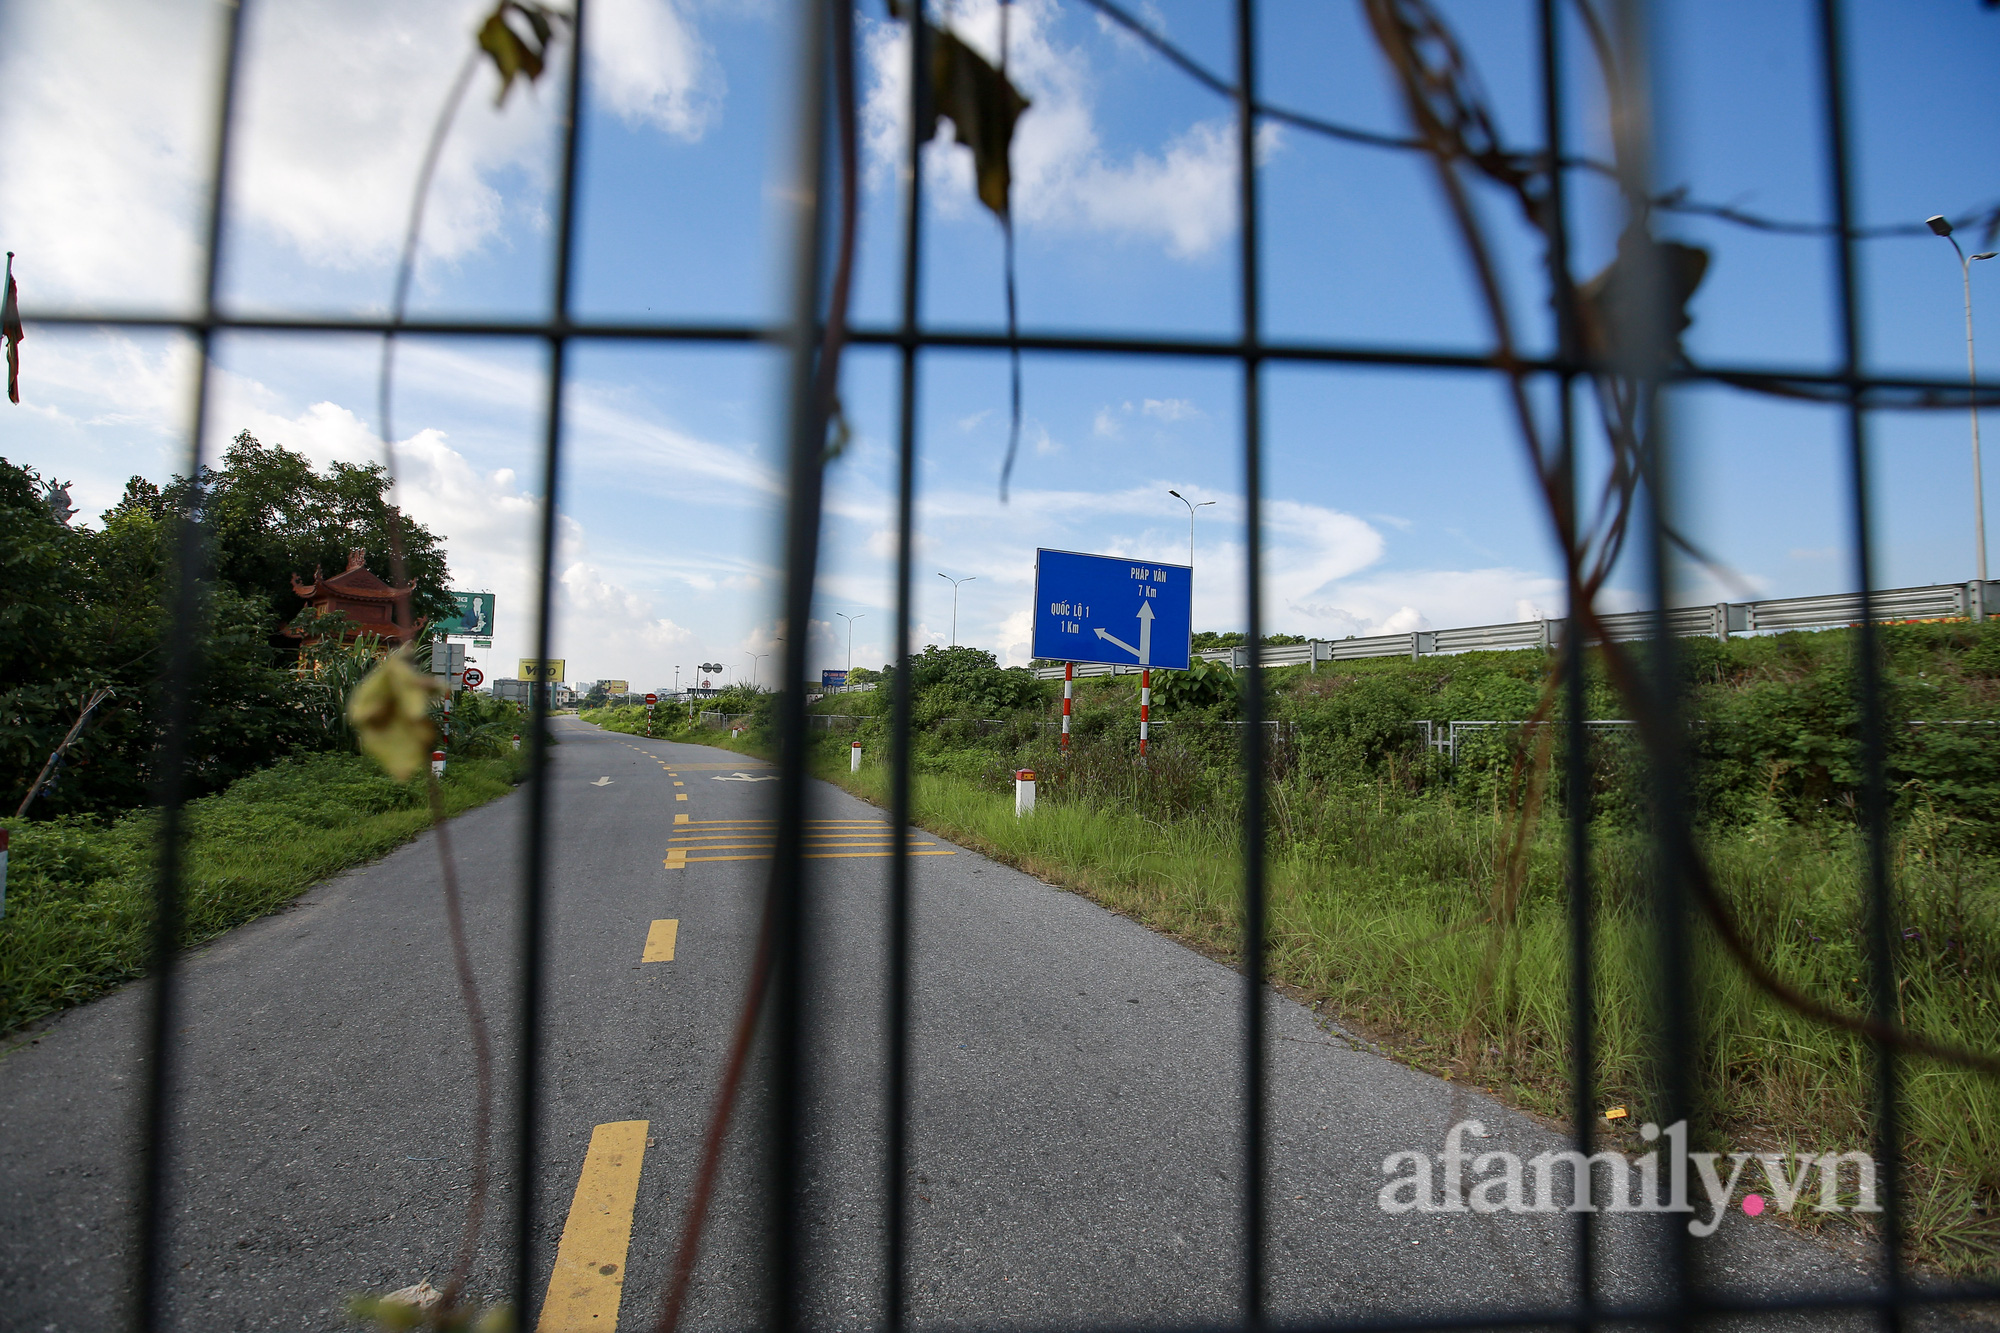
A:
[642,919,679,962]
[536,1121,649,1332]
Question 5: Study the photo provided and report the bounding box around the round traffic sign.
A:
[645,693,658,705]
[461,667,484,689]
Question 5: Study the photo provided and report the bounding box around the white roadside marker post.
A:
[850,741,862,772]
[431,750,446,779]
[1015,768,1036,817]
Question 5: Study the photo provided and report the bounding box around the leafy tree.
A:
[2,456,312,815]
[898,645,1044,717]
[3,436,462,818]
[148,430,456,633]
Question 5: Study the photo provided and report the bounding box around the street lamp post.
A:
[937,573,975,646]
[747,652,769,689]
[1929,214,1998,614]
[836,612,865,687]
[1168,488,1215,567]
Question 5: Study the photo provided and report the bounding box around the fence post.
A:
[1139,668,1150,756]
[1061,661,1072,753]
[1015,769,1036,817]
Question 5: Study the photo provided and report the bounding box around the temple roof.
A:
[291,548,413,603]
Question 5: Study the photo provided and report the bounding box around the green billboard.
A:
[437,591,496,637]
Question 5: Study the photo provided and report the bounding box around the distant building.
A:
[492,679,578,708]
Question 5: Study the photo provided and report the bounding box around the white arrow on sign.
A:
[1093,601,1155,665]
[590,777,614,787]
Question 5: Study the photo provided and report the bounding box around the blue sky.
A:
[2,0,1996,691]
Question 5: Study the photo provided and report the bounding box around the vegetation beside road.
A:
[1,752,521,1035]
[3,440,459,819]
[623,637,2000,1272]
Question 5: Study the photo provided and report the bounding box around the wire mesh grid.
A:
[20,0,2000,1328]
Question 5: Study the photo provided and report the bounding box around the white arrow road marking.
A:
[1092,601,1156,665]
[712,772,780,782]
[591,777,614,787]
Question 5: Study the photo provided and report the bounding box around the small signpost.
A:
[462,667,484,690]
[1032,549,1192,756]
[645,692,658,736]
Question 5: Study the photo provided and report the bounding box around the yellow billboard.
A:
[518,659,566,682]
[600,679,630,695]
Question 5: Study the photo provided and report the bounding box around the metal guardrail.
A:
[1033,579,1990,680]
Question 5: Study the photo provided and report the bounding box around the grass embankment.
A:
[818,752,1998,1271]
[1,752,520,1034]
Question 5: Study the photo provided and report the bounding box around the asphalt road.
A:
[0,720,1917,1331]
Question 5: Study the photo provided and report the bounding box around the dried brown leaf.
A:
[477,2,567,106]
[1578,223,1711,368]
[348,648,441,781]
[927,26,1030,219]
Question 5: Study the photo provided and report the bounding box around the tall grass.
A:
[822,740,2000,1274]
[1,752,520,1033]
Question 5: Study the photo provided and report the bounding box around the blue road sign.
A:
[821,669,849,689]
[1032,548,1192,670]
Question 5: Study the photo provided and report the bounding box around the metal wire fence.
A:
[22,0,2000,1328]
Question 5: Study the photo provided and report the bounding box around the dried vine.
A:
[1361,0,2000,1082]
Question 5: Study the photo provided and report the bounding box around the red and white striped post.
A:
[1139,668,1151,756]
[1061,662,1073,753]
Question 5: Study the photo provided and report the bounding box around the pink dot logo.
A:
[1742,1194,1766,1217]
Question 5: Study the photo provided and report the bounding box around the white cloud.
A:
[0,0,720,304]
[588,0,721,138]
[0,1,218,306]
[1091,406,1122,438]
[1140,397,1197,422]
[862,0,1274,258]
